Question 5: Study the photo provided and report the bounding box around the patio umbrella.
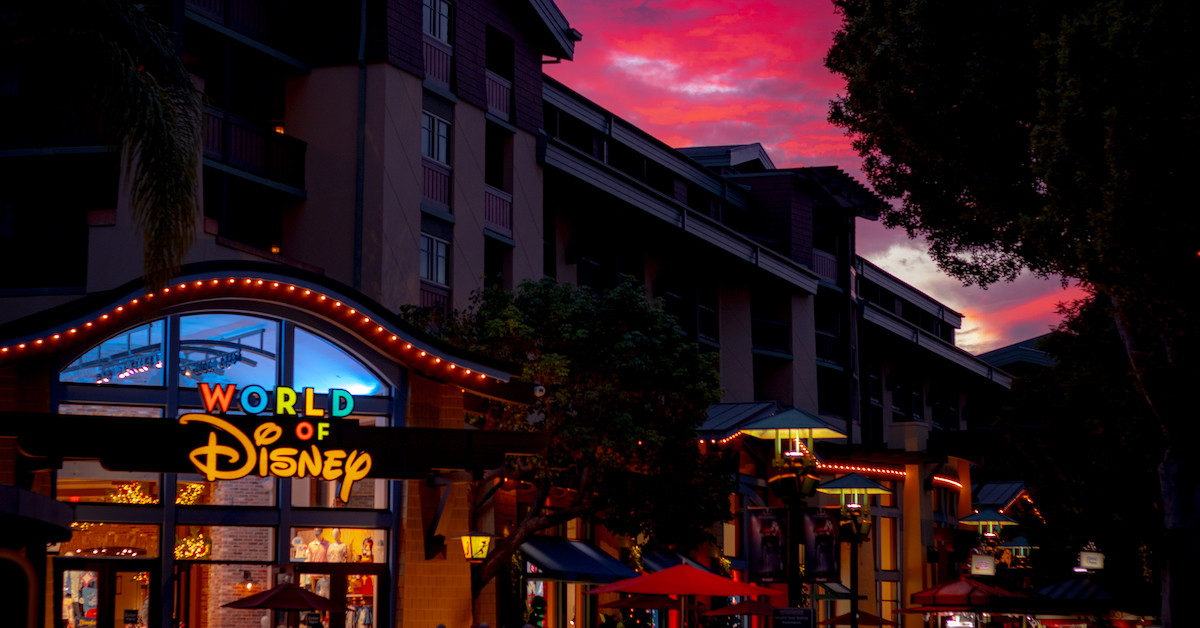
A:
[600,595,700,611]
[703,600,778,617]
[588,564,783,598]
[588,564,782,628]
[818,610,897,626]
[222,582,347,613]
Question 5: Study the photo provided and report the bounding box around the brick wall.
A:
[210,475,276,506]
[202,564,273,628]
[386,0,425,77]
[407,373,465,429]
[401,479,475,628]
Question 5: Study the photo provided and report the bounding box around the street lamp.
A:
[455,532,496,563]
[816,473,891,628]
[959,508,1018,539]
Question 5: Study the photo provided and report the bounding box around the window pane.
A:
[179,314,277,389]
[288,527,386,564]
[175,525,275,562]
[292,415,388,509]
[880,517,897,570]
[58,403,163,418]
[422,113,433,158]
[177,564,273,628]
[57,461,160,505]
[62,523,159,558]
[293,327,387,396]
[176,475,277,507]
[60,320,165,386]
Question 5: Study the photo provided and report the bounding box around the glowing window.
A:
[178,314,277,389]
[60,321,165,386]
[293,327,387,396]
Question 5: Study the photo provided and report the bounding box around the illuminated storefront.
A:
[0,264,541,628]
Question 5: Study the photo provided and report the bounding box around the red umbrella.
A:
[703,600,778,617]
[910,578,1026,606]
[588,565,781,628]
[587,564,783,598]
[222,582,346,613]
[600,595,701,611]
[818,610,897,626]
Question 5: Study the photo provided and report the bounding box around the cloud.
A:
[550,0,1081,355]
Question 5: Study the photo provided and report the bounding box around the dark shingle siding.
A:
[386,0,425,77]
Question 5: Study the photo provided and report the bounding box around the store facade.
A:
[0,262,540,628]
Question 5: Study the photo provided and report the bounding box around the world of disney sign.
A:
[182,383,372,503]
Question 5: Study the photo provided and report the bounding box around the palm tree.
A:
[7,0,202,288]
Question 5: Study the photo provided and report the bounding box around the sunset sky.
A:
[544,0,1086,354]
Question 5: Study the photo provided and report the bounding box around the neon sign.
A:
[183,384,372,503]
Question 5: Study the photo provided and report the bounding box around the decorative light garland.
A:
[109,482,159,505]
[174,532,211,560]
[932,475,963,490]
[175,483,204,506]
[0,276,508,392]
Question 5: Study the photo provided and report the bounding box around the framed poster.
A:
[803,511,839,582]
[748,508,788,582]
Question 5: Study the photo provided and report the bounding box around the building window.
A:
[880,581,900,622]
[421,234,449,285]
[879,517,898,570]
[421,112,450,164]
[422,0,451,44]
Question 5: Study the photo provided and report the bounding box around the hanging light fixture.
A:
[455,532,496,563]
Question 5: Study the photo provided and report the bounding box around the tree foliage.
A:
[981,296,1160,604]
[6,0,202,288]
[826,1,1198,621]
[403,279,731,596]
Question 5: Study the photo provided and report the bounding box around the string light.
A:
[932,475,963,490]
[0,276,506,392]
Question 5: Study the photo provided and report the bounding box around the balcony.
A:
[812,248,840,285]
[420,282,450,313]
[484,186,513,236]
[186,0,290,53]
[424,35,452,87]
[485,70,512,120]
[422,158,451,209]
[816,330,843,366]
[203,106,306,190]
[751,318,791,356]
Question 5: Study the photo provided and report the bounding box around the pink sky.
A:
[545,0,1085,354]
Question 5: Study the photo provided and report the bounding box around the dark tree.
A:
[981,296,1161,605]
[404,279,731,600]
[827,1,1199,623]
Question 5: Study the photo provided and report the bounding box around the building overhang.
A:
[0,261,533,404]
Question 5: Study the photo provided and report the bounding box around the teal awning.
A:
[521,538,637,584]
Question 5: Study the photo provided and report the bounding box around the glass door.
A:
[57,560,156,628]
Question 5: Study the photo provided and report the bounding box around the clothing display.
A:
[327,528,349,563]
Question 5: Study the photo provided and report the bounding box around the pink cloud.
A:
[549,0,1079,354]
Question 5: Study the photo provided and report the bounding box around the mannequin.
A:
[307,529,327,563]
[327,528,349,563]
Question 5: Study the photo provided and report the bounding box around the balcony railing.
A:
[186,0,288,53]
[422,158,451,209]
[203,106,306,189]
[485,70,512,120]
[751,318,790,355]
[424,35,452,86]
[420,282,450,313]
[484,185,513,235]
[812,248,840,285]
[816,330,843,365]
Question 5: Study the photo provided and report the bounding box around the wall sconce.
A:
[455,532,496,563]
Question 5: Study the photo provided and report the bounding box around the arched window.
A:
[60,320,165,386]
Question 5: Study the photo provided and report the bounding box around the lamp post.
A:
[816,473,892,628]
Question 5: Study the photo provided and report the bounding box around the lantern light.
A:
[455,532,496,563]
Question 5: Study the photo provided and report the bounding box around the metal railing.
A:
[202,106,306,189]
[420,283,450,313]
[422,158,451,208]
[423,35,452,86]
[812,248,840,285]
[751,318,790,355]
[485,70,512,120]
[484,185,512,234]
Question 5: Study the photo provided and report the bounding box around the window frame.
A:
[422,0,452,44]
[420,233,450,286]
[421,111,451,165]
